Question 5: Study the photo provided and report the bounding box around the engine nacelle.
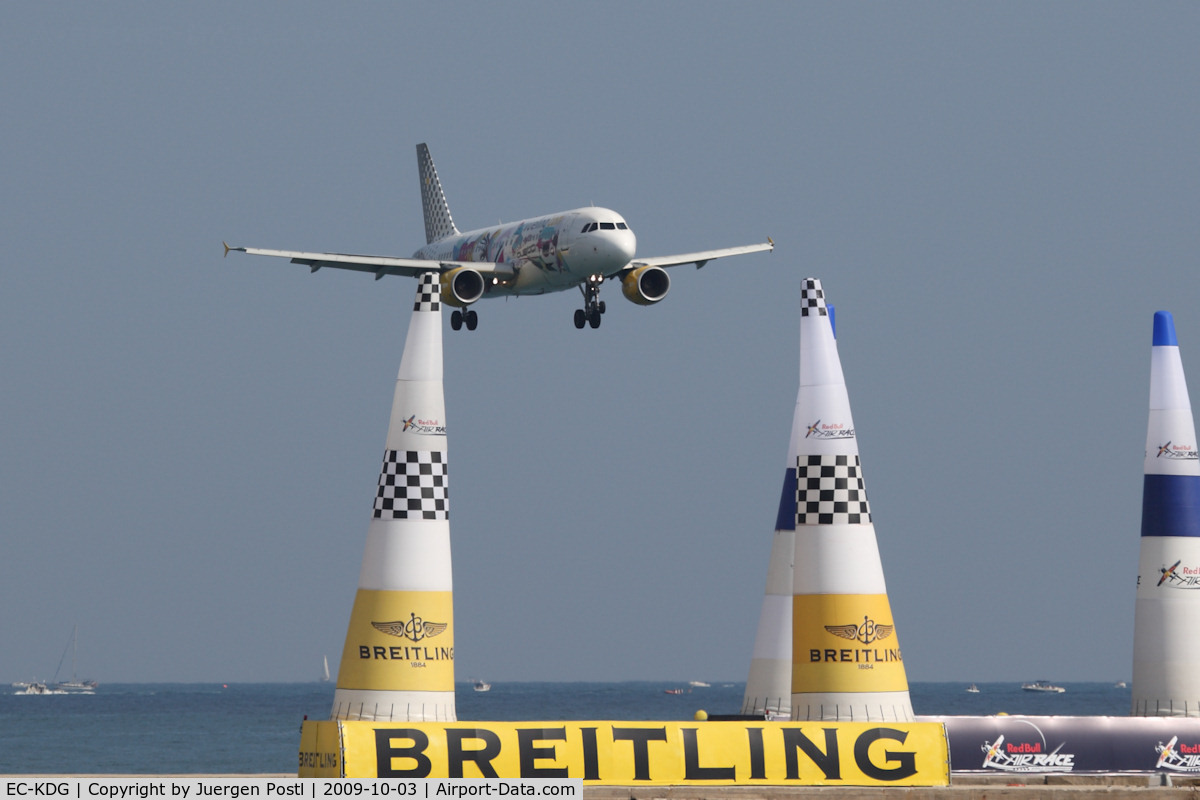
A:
[620,265,671,306]
[439,267,486,307]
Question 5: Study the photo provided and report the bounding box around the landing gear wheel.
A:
[451,310,463,331]
[576,275,606,330]
[465,309,478,330]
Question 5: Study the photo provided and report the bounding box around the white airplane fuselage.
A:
[412,206,636,296]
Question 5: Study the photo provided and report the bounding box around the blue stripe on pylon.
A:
[1142,474,1200,538]
[775,468,797,531]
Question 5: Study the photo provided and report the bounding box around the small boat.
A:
[55,680,96,693]
[52,625,96,693]
[664,688,685,695]
[1115,681,1128,688]
[966,684,980,693]
[688,680,711,688]
[473,680,491,692]
[1021,680,1066,693]
[15,682,65,695]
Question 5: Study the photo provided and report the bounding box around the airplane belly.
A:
[511,263,573,295]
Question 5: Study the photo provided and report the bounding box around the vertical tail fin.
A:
[417,143,459,245]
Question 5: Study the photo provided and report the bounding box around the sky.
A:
[3,2,1199,690]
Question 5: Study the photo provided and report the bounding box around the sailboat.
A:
[321,655,331,683]
[53,624,96,693]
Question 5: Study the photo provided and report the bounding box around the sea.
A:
[0,681,1132,775]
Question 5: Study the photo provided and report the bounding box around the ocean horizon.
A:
[1,681,1134,775]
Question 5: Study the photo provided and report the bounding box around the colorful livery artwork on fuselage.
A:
[414,209,634,295]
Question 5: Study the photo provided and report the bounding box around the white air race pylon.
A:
[741,301,844,718]
[331,273,456,722]
[742,310,834,718]
[741,495,794,717]
[744,494,792,719]
[1132,311,1200,717]
[789,279,913,722]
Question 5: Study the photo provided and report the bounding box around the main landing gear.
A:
[574,275,607,329]
[450,309,478,331]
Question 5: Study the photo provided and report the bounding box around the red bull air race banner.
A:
[926,716,1200,774]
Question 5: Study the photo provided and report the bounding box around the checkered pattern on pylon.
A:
[373,450,448,520]
[800,278,827,317]
[795,454,871,525]
[413,272,440,312]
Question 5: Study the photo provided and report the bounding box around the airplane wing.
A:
[628,239,773,270]
[225,245,517,280]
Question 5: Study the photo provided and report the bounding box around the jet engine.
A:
[439,267,486,307]
[620,265,671,306]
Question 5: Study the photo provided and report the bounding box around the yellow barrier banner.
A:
[308,720,949,785]
[299,720,344,777]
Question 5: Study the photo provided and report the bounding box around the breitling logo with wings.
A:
[825,616,894,645]
[371,613,448,643]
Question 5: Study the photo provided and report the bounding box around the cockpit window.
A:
[583,221,630,232]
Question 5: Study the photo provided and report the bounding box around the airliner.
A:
[226,144,773,330]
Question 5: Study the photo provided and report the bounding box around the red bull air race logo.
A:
[1157,559,1200,590]
[980,724,1075,773]
[805,419,855,440]
[401,414,446,435]
[1156,736,1200,772]
[1155,441,1199,461]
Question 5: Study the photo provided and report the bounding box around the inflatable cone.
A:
[740,310,847,717]
[789,279,913,722]
[331,273,456,722]
[741,478,795,717]
[1132,311,1200,716]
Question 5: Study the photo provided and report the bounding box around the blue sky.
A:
[2,2,1199,688]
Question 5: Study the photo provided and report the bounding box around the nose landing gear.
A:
[574,275,607,329]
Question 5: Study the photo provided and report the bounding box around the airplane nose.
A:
[595,230,635,265]
[618,230,636,262]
